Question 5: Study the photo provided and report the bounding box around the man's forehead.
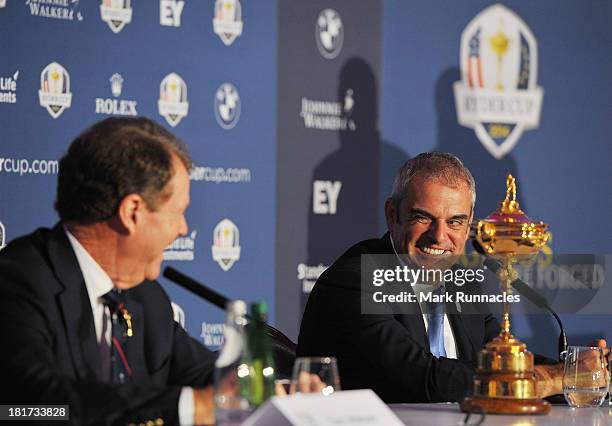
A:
[400,177,472,215]
[404,176,471,200]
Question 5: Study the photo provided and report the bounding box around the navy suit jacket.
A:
[297,233,500,403]
[0,224,216,425]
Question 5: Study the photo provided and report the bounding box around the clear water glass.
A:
[290,356,341,395]
[563,346,609,408]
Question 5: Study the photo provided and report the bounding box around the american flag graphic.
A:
[467,28,484,88]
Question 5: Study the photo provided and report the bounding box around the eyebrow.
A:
[409,208,469,221]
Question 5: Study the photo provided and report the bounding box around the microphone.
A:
[162,266,297,354]
[163,266,229,312]
[472,241,568,360]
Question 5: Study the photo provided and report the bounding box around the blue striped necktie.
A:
[100,289,133,383]
[426,286,447,358]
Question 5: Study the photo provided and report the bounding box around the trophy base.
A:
[461,396,551,415]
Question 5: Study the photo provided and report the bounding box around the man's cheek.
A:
[402,228,414,251]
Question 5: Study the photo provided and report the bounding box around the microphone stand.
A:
[162,266,297,354]
[473,241,568,361]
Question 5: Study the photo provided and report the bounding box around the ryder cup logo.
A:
[211,219,241,271]
[0,221,5,251]
[158,72,189,127]
[453,4,544,159]
[100,0,133,34]
[213,0,243,46]
[316,9,343,59]
[39,62,72,119]
[214,83,240,129]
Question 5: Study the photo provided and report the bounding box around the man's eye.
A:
[410,215,431,223]
[448,219,465,228]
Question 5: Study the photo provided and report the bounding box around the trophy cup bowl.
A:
[460,174,551,415]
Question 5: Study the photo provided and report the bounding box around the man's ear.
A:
[117,194,146,234]
[384,198,397,232]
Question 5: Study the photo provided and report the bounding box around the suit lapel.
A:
[379,233,430,349]
[48,224,103,381]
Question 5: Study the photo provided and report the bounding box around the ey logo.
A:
[160,0,184,27]
[313,180,342,215]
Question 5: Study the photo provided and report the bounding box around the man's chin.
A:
[145,265,162,282]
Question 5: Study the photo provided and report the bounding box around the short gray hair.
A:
[390,152,476,207]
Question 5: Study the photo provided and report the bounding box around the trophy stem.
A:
[499,257,515,339]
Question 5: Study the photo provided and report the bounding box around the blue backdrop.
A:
[0,0,277,348]
[1,1,610,359]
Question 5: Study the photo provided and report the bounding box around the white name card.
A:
[242,389,404,426]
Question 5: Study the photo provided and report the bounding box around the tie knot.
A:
[100,288,124,313]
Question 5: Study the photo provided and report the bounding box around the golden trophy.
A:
[460,174,551,414]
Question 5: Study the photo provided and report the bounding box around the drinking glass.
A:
[563,346,609,408]
[290,356,341,396]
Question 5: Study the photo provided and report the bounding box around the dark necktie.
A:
[100,289,133,383]
[426,286,447,358]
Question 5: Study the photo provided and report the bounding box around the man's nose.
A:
[428,220,450,245]
[179,215,188,236]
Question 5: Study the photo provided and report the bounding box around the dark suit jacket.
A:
[0,224,216,425]
[297,233,500,403]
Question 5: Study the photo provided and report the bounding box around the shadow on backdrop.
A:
[302,58,390,318]
[306,57,381,269]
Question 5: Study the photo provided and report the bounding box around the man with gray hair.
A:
[297,152,563,402]
[387,152,476,273]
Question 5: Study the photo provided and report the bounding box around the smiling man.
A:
[0,117,216,425]
[385,157,474,273]
[297,152,562,403]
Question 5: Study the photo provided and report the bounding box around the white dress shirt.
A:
[389,235,458,359]
[64,228,194,425]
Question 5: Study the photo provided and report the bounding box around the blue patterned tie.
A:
[426,286,447,358]
[100,289,133,383]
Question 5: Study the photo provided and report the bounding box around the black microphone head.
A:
[163,266,176,279]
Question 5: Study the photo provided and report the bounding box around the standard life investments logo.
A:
[0,71,18,104]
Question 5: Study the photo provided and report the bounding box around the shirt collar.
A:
[64,227,114,308]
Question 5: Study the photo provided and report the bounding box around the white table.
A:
[389,403,612,425]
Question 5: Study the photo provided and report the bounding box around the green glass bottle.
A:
[247,301,276,406]
[214,300,253,424]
